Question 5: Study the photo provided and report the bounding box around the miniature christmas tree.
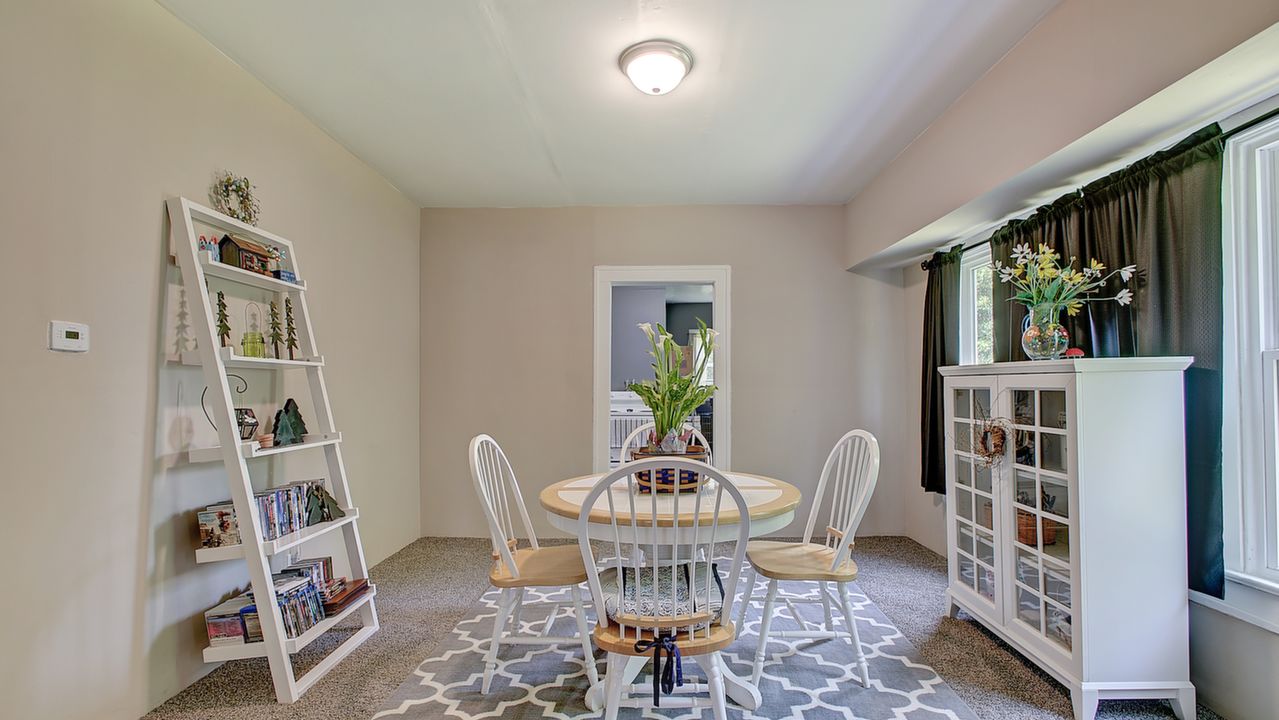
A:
[173,287,192,355]
[271,397,308,447]
[268,301,284,359]
[305,484,346,526]
[285,297,298,360]
[215,291,231,347]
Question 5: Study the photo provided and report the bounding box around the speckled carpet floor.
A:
[144,536,1220,720]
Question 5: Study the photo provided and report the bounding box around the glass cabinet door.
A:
[1002,377,1076,657]
[945,378,1003,619]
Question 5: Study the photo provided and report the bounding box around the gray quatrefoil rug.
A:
[373,567,979,720]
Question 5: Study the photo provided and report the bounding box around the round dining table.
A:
[539,470,801,712]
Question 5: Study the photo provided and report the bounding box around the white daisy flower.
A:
[1012,244,1034,264]
[1115,288,1134,306]
[1119,265,1137,281]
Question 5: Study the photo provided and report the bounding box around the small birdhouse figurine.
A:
[218,234,273,275]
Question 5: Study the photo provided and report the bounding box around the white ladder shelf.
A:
[167,196,379,704]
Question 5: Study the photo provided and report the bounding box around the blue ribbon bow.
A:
[633,635,683,706]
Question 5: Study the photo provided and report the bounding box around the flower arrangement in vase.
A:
[627,319,717,492]
[994,243,1136,360]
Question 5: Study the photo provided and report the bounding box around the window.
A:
[1222,113,1279,595]
[959,245,995,365]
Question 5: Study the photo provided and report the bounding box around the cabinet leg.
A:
[1171,687,1197,720]
[1070,688,1099,720]
[946,600,961,619]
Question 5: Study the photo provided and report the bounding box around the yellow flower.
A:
[1090,258,1105,272]
[1042,266,1060,279]
[1066,300,1084,316]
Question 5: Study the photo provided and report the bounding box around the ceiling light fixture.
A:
[618,39,693,96]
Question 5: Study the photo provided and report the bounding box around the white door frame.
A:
[593,265,731,472]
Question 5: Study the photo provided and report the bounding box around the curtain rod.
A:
[920,105,1279,272]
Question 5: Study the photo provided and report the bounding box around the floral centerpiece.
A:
[627,320,717,491]
[994,243,1135,360]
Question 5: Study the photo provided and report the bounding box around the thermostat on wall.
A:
[49,321,89,352]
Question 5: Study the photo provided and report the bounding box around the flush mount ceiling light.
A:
[618,39,693,96]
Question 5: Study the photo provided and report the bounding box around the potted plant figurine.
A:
[627,319,717,492]
[994,243,1136,360]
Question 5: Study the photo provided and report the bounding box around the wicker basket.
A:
[1017,511,1058,546]
[630,447,709,493]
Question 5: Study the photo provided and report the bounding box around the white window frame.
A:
[958,244,993,365]
[1221,114,1279,608]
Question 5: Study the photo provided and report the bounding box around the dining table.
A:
[539,470,801,712]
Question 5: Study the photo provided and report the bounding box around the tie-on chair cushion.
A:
[598,562,725,630]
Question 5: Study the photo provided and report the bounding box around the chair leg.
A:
[837,581,869,687]
[570,584,599,687]
[509,587,525,634]
[819,581,833,630]
[482,587,515,694]
[751,579,779,686]
[737,566,756,631]
[695,653,728,720]
[603,653,623,720]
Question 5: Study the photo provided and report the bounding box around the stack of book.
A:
[203,570,329,645]
[197,480,327,547]
[280,557,344,603]
[323,578,370,615]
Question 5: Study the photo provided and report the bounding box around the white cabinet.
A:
[940,358,1195,720]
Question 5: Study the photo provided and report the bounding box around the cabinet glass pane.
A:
[1040,476,1070,519]
[954,422,971,453]
[954,456,972,487]
[956,488,973,521]
[1013,389,1035,425]
[976,496,994,531]
[1015,547,1040,590]
[974,463,992,493]
[1015,508,1039,548]
[1040,432,1067,473]
[954,388,971,419]
[957,522,974,555]
[957,554,976,588]
[974,388,991,419]
[1015,429,1036,467]
[978,565,995,601]
[1014,469,1037,508]
[1040,390,1068,429]
[1044,566,1072,608]
[1042,517,1071,563]
[1045,603,1072,650]
[975,528,995,566]
[1017,586,1041,629]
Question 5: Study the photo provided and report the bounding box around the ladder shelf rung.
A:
[199,251,306,293]
[181,347,324,369]
[195,509,360,564]
[201,584,377,663]
[188,433,342,464]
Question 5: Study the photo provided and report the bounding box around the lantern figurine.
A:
[240,302,267,359]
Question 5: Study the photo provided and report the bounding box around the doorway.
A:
[592,266,731,472]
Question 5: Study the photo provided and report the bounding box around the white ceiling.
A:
[160,0,1056,207]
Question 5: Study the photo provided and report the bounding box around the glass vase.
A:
[1021,303,1069,360]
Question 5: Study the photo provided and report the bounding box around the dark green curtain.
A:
[989,126,1226,596]
[920,245,964,493]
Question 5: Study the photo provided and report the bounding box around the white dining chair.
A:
[620,421,712,462]
[737,429,880,687]
[578,457,750,720]
[468,434,599,693]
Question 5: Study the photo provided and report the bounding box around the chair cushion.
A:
[598,562,725,630]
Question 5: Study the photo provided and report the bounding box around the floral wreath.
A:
[211,171,260,226]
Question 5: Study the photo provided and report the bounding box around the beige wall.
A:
[845,0,1279,268]
[421,206,915,541]
[0,2,420,719]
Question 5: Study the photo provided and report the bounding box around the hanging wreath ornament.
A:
[210,170,260,226]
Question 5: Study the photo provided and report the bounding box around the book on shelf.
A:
[205,596,253,646]
[323,578,370,615]
[198,503,240,548]
[196,479,327,548]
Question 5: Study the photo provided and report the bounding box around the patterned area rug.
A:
[373,566,978,720]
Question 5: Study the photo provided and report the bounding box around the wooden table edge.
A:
[539,471,801,528]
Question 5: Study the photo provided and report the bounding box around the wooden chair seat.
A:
[594,621,737,656]
[746,540,858,582]
[489,545,588,588]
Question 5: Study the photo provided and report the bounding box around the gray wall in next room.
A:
[611,286,666,390]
